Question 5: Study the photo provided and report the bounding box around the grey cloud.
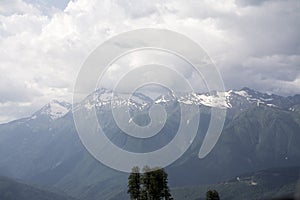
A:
[235,0,272,7]
[205,0,300,95]
[33,75,69,88]
[0,75,42,103]
[24,0,70,10]
[229,1,299,57]
[219,55,299,95]
[242,55,300,82]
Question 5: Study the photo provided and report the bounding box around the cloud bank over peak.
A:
[0,0,299,122]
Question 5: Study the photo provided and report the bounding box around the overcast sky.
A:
[0,0,299,123]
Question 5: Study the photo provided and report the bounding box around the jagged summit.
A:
[32,100,71,120]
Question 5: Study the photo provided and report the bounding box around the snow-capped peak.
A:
[37,100,71,120]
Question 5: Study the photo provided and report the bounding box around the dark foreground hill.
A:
[0,176,76,200]
[171,166,300,200]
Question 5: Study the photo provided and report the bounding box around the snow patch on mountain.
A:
[177,92,231,108]
[38,100,71,120]
[233,90,249,98]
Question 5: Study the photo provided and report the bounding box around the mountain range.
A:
[0,87,299,199]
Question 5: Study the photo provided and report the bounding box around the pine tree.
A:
[206,189,220,200]
[128,166,141,200]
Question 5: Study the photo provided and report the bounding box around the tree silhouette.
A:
[128,166,173,200]
[206,189,220,200]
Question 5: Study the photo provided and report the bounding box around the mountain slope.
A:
[168,105,300,185]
